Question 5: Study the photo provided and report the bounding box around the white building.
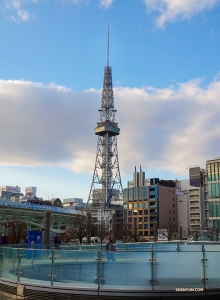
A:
[62,198,86,210]
[178,178,205,231]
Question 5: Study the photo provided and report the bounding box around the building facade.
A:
[177,177,205,232]
[205,157,220,229]
[124,167,177,240]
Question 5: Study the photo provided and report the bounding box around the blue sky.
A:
[1,0,220,201]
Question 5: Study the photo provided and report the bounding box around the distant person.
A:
[106,235,116,262]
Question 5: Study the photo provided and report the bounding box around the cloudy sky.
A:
[0,0,220,201]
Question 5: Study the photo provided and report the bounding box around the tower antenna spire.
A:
[87,28,123,211]
[107,24,109,66]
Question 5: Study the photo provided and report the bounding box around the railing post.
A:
[149,244,156,290]
[153,221,157,242]
[95,250,103,292]
[201,245,208,291]
[98,250,101,290]
[16,249,22,282]
[48,249,56,286]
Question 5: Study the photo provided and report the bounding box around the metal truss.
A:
[87,31,123,210]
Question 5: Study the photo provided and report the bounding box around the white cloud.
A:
[5,0,37,22]
[143,0,219,28]
[99,0,114,8]
[60,0,89,4]
[1,77,220,178]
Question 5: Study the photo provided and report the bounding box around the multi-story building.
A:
[176,186,190,232]
[63,198,86,210]
[204,157,220,229]
[177,176,205,232]
[124,167,177,239]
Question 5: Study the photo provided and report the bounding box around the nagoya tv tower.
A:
[87,27,123,210]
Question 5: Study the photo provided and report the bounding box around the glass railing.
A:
[1,242,220,291]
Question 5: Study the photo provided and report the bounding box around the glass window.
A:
[207,164,211,181]
[144,202,148,208]
[139,224,143,229]
[211,184,216,198]
[128,204,132,209]
[139,217,142,222]
[139,203,143,208]
[211,163,215,181]
[133,210,137,215]
[129,188,133,200]
[139,187,142,200]
[123,188,128,203]
[216,183,220,198]
[215,163,218,181]
[144,210,148,215]
[144,224,148,229]
[138,210,142,215]
[128,210,132,215]
[134,187,138,200]
[144,187,148,199]
[128,217,132,223]
[144,217,148,222]
[133,203,137,208]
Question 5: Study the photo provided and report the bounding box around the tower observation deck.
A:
[87,28,123,210]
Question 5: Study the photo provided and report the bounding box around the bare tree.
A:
[61,215,87,244]
[116,223,143,243]
[203,228,218,241]
[183,226,202,241]
[6,220,27,244]
[95,220,110,243]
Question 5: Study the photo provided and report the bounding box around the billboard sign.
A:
[189,167,201,187]
[25,187,37,195]
[27,230,42,247]
[1,186,21,193]
[158,229,168,241]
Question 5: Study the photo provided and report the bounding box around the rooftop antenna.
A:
[107,24,109,66]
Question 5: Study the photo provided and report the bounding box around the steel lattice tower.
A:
[87,29,123,210]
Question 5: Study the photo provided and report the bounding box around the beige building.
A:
[124,167,178,240]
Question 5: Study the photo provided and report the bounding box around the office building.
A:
[177,175,205,231]
[124,167,177,239]
[204,157,220,229]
